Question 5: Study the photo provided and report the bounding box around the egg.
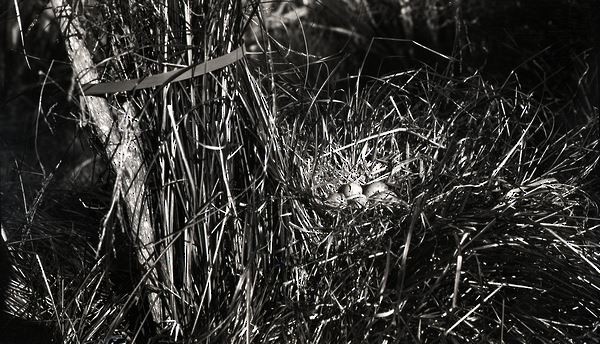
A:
[362,181,389,198]
[325,192,347,207]
[338,183,363,198]
[369,190,399,203]
[348,194,367,207]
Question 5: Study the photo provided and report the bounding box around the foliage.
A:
[1,0,599,343]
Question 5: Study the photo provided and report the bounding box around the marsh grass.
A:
[1,0,599,343]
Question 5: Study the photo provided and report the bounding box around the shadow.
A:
[0,312,60,344]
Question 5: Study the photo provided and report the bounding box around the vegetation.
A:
[0,0,598,343]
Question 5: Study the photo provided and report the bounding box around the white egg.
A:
[362,181,389,198]
[338,183,363,197]
[348,194,367,207]
[369,190,399,203]
[325,192,347,207]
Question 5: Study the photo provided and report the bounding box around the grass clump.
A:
[245,57,599,341]
[1,0,599,343]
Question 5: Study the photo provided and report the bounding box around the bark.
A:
[49,0,164,324]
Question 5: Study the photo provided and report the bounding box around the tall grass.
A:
[2,0,599,343]
[255,66,600,342]
[77,0,256,341]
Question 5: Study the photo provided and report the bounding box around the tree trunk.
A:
[49,0,164,326]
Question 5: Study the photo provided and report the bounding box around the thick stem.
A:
[50,0,164,325]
